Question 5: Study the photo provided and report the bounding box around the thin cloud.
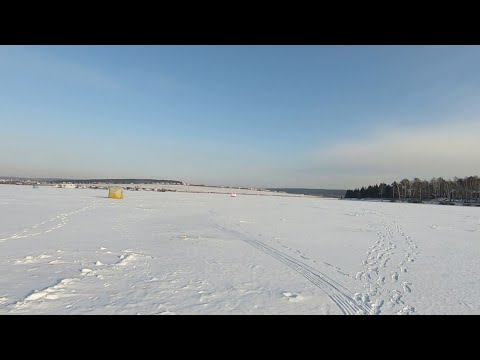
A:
[299,119,480,188]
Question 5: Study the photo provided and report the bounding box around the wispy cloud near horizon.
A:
[295,119,480,189]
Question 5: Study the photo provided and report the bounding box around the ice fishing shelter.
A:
[108,186,124,199]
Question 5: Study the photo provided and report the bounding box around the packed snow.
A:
[1,185,479,314]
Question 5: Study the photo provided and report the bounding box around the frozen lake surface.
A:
[1,185,479,314]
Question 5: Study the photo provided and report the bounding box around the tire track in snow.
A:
[209,219,370,315]
[272,237,351,279]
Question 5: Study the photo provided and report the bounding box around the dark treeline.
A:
[344,176,480,202]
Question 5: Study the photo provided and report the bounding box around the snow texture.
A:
[1,185,479,314]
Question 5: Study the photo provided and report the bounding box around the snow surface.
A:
[1,185,480,314]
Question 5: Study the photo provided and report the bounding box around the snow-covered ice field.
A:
[1,185,479,315]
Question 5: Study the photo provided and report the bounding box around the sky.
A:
[1,45,480,189]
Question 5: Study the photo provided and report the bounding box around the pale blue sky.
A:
[1,45,480,188]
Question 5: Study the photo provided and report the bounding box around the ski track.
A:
[208,216,371,315]
[272,237,351,279]
[0,200,102,243]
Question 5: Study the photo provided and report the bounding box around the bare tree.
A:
[400,179,410,202]
[393,181,402,201]
[379,183,385,201]
[412,178,421,201]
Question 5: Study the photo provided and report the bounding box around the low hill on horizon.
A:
[268,188,346,198]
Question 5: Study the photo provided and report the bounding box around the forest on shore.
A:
[344,175,480,202]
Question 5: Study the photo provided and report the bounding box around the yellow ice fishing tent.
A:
[108,186,124,199]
